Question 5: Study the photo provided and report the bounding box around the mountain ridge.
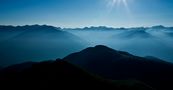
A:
[0,25,87,67]
[1,25,173,31]
[0,45,173,90]
[63,45,173,90]
[0,60,153,90]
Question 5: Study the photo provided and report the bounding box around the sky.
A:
[0,0,173,28]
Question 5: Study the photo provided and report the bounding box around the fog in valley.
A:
[0,25,173,67]
[66,26,173,63]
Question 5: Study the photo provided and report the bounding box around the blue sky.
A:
[0,0,173,28]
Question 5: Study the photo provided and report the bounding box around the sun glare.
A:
[108,0,128,8]
[106,0,131,15]
[106,0,133,25]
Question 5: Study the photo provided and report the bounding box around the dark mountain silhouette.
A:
[63,45,173,90]
[0,25,87,67]
[0,60,153,90]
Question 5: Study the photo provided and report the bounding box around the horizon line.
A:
[0,24,172,29]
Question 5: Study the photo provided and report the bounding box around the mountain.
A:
[63,26,173,62]
[63,45,173,90]
[0,60,153,90]
[63,25,173,31]
[63,26,116,31]
[151,25,166,29]
[82,26,115,31]
[1,45,173,89]
[112,29,152,39]
[0,25,87,67]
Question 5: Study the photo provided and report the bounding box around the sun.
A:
[108,0,128,8]
[106,0,130,13]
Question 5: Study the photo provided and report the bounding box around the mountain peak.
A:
[83,45,114,51]
[63,45,137,67]
[151,25,166,29]
[78,45,119,55]
[94,45,111,49]
[63,45,173,90]
[80,45,133,57]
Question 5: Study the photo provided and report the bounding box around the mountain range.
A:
[1,45,173,90]
[0,24,173,66]
[63,25,173,31]
[64,45,173,90]
[66,25,173,62]
[0,25,87,67]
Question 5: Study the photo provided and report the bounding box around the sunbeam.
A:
[107,0,130,12]
[106,0,133,23]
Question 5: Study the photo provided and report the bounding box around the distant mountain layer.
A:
[63,25,173,30]
[66,25,173,62]
[1,25,172,31]
[0,25,87,67]
[63,45,173,90]
[112,30,152,38]
[1,24,173,65]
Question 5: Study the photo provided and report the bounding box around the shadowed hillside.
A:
[64,45,173,90]
[0,60,153,90]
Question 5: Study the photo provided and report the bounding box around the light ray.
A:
[106,0,130,13]
[105,0,134,27]
[122,0,130,13]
